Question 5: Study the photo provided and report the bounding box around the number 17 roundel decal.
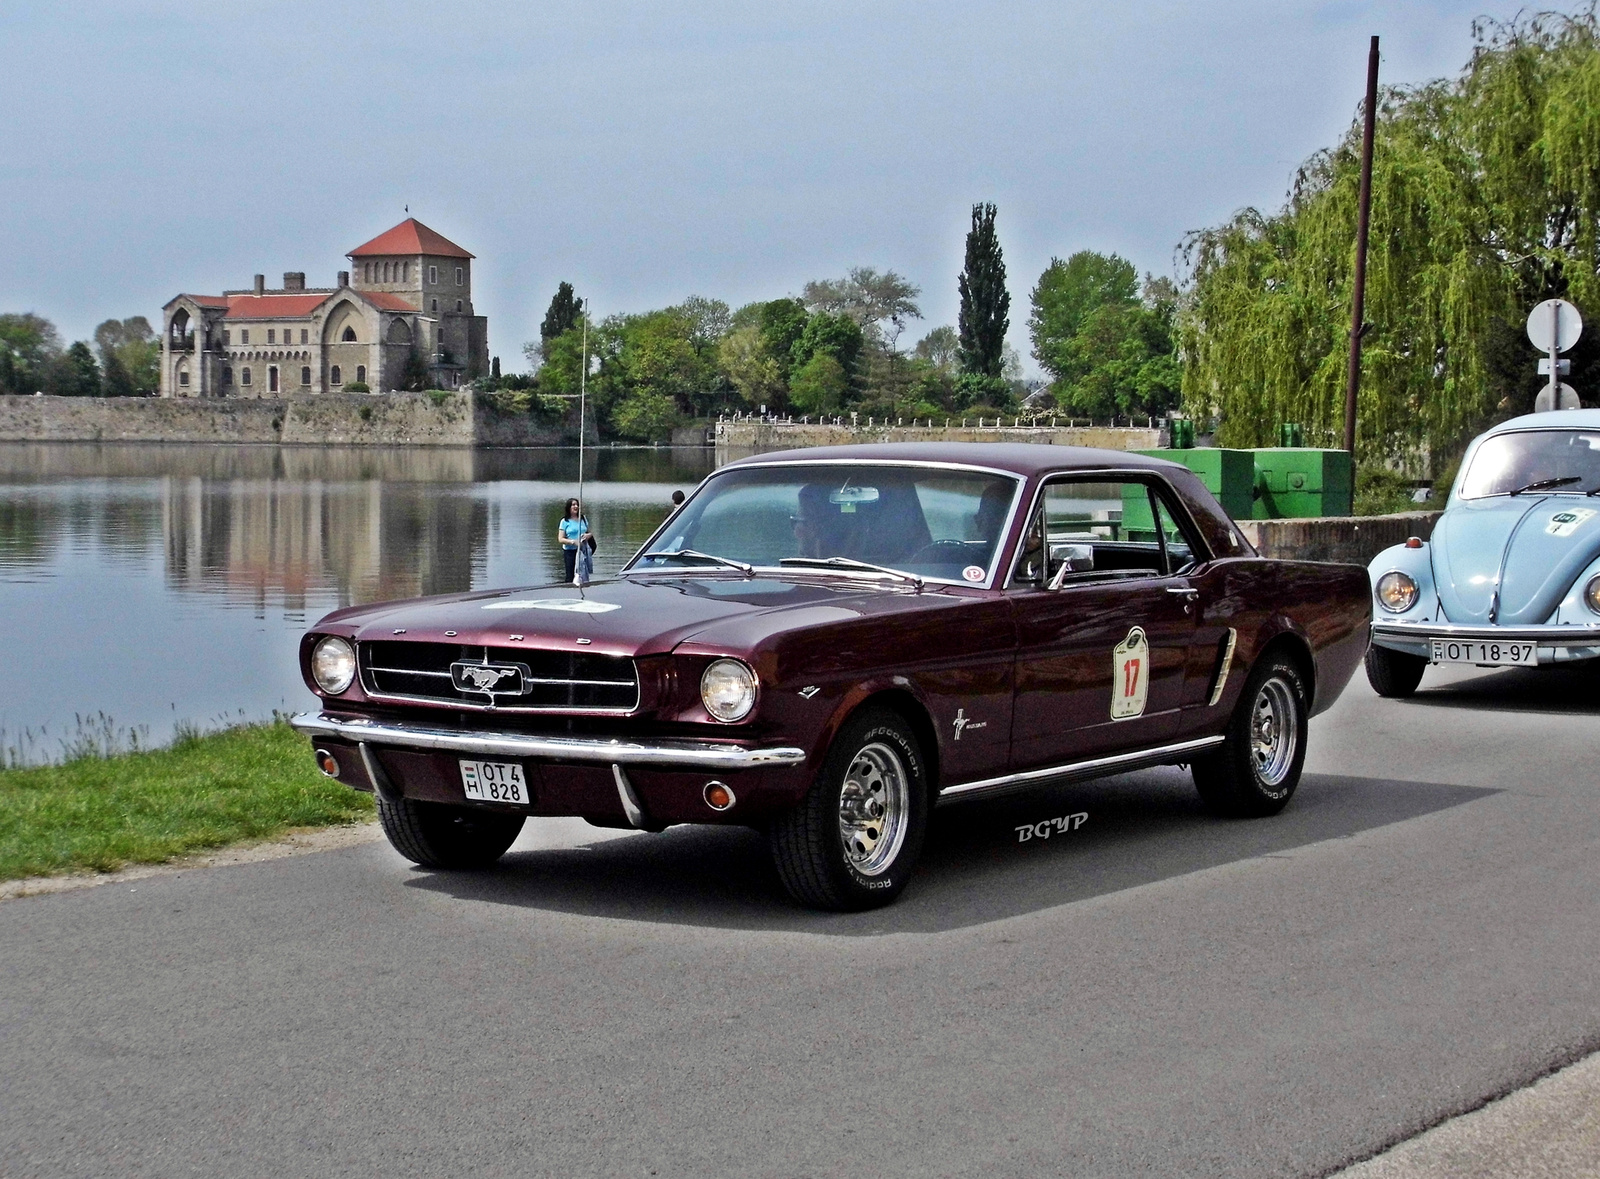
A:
[1111,626,1149,720]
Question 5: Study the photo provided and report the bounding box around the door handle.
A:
[1165,586,1199,599]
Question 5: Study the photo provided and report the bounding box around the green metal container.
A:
[1169,418,1195,449]
[1134,447,1256,522]
[1250,448,1353,519]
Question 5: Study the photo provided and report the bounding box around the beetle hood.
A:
[1434,495,1600,624]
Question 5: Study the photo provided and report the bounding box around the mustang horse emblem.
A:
[454,664,521,692]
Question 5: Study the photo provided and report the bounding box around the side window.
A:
[1150,492,1200,575]
[1012,478,1197,587]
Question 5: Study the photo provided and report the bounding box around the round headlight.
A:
[1375,571,1419,613]
[701,658,757,723]
[311,636,357,695]
[1585,575,1600,615]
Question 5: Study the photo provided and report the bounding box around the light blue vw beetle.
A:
[1366,409,1600,696]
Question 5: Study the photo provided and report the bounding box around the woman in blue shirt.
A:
[556,498,591,583]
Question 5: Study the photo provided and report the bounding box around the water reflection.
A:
[0,443,714,743]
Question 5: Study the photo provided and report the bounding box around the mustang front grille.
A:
[358,641,639,713]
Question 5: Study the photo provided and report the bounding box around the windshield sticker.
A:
[482,599,621,613]
[962,565,986,582]
[1111,627,1149,720]
[1546,508,1596,537]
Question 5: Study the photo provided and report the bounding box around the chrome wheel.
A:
[837,741,910,876]
[1250,676,1298,788]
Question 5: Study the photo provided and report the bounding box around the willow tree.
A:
[1181,8,1600,460]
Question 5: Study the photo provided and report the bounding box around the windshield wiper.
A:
[1509,476,1581,496]
[779,556,923,589]
[639,549,754,574]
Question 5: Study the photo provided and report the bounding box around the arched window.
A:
[300,366,311,386]
[431,299,438,313]
[455,300,463,313]
[342,326,357,342]
[268,366,279,393]
[401,262,409,282]
[330,365,341,385]
[177,366,189,387]
[356,365,366,384]
[242,367,252,386]
[222,366,233,386]
[364,263,372,283]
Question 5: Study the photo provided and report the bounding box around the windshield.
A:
[1459,430,1600,498]
[629,464,1021,583]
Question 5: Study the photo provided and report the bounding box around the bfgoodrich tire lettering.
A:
[1192,654,1308,818]
[769,708,928,911]
[1365,644,1426,698]
[377,796,525,869]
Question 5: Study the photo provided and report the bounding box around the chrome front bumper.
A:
[290,713,808,771]
[1372,619,1600,657]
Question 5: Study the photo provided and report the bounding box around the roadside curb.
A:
[0,821,383,903]
[1329,1049,1600,1178]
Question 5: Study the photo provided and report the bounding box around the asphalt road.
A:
[3,663,1599,1178]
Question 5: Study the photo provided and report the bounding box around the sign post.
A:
[1527,299,1582,412]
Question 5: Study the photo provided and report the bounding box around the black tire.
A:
[1193,654,1308,818]
[769,708,929,911]
[1365,644,1427,698]
[376,796,525,869]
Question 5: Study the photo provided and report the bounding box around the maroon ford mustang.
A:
[293,443,1370,910]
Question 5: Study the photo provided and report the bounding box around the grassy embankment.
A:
[0,721,372,883]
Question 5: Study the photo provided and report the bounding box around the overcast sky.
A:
[0,0,1538,374]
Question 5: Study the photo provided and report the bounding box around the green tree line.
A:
[487,204,1048,442]
[0,313,160,397]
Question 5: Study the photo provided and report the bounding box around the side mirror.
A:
[1048,544,1094,590]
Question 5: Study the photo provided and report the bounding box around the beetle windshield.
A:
[1459,430,1600,498]
[631,464,1020,583]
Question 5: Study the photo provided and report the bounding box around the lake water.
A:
[0,443,715,756]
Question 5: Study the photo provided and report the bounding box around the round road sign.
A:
[1526,299,1583,353]
[1534,383,1581,412]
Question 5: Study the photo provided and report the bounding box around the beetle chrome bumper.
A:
[290,713,807,771]
[1372,619,1600,657]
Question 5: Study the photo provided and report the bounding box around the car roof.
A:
[1487,409,1600,434]
[723,441,1184,478]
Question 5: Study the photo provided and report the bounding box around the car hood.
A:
[311,574,916,658]
[1433,495,1600,624]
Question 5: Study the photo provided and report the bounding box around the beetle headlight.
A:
[1585,575,1600,615]
[1375,571,1419,613]
[700,659,757,723]
[311,636,357,695]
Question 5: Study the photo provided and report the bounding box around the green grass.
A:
[0,721,373,882]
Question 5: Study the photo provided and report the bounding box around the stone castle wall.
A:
[0,392,567,447]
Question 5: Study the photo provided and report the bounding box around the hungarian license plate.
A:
[459,760,528,804]
[1429,638,1537,667]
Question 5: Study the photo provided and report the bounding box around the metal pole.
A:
[1548,303,1561,410]
[577,304,587,517]
[1344,35,1380,456]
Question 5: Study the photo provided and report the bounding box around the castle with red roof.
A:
[159,219,488,398]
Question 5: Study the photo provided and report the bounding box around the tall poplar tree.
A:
[957,202,1010,378]
[540,282,582,343]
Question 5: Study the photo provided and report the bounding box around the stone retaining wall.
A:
[0,393,568,447]
[1237,510,1442,565]
[715,418,1160,462]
